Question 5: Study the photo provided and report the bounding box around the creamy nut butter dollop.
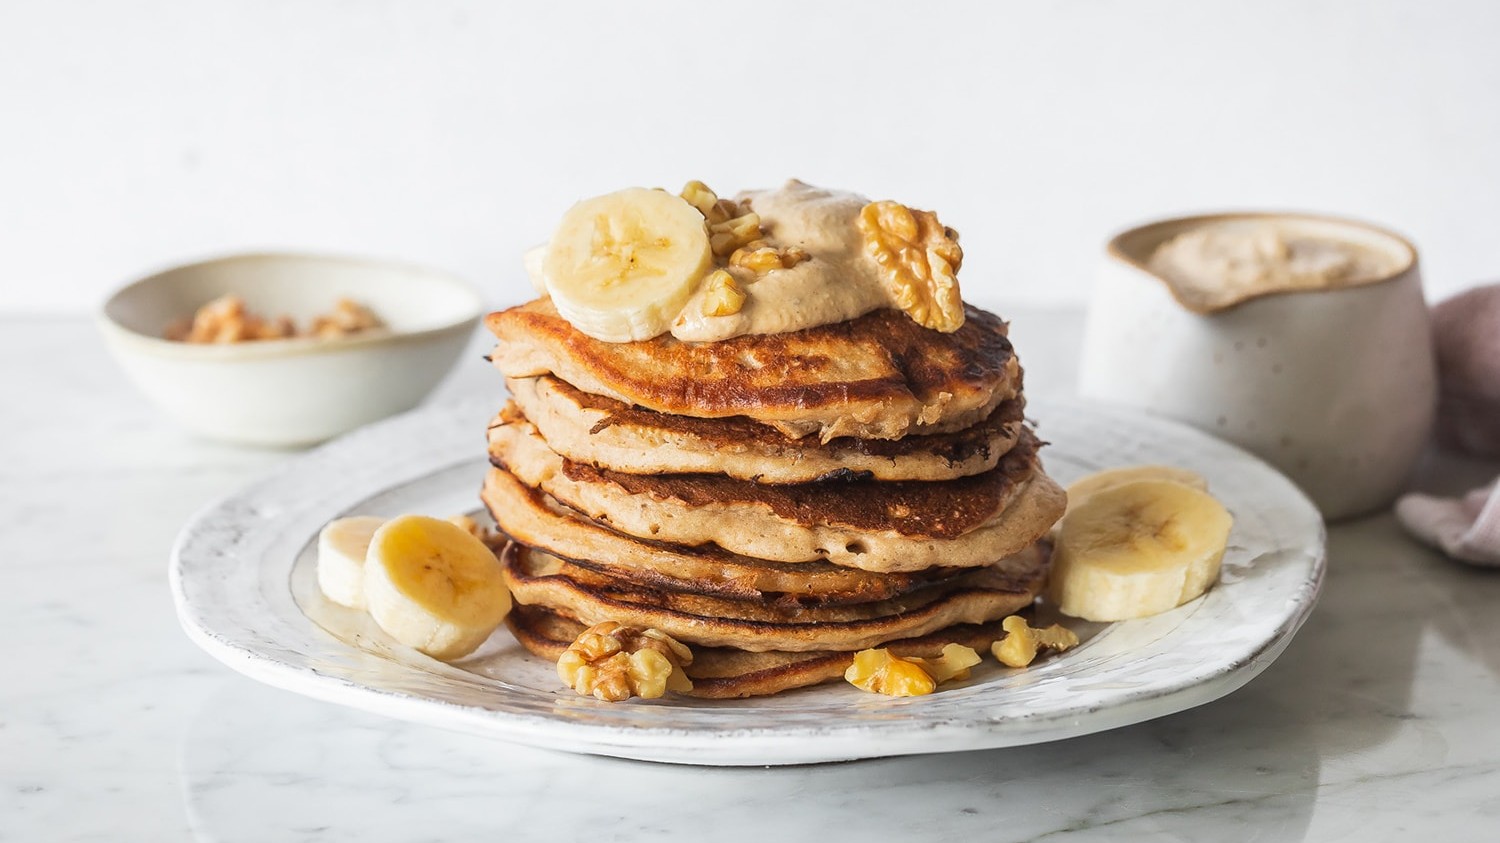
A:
[526,179,965,343]
[1147,218,1405,313]
[674,181,897,341]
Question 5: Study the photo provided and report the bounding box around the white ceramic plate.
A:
[171,398,1325,766]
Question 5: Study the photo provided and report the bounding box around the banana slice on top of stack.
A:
[541,187,714,343]
[1049,466,1233,622]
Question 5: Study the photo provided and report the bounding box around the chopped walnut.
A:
[164,295,384,344]
[681,179,809,269]
[680,180,720,220]
[729,246,784,275]
[701,270,747,317]
[164,295,296,343]
[857,200,965,332]
[310,298,384,338]
[730,243,811,275]
[710,212,764,257]
[844,648,937,697]
[991,616,1080,668]
[909,643,983,683]
[679,180,746,226]
[557,622,693,702]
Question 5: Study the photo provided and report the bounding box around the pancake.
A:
[489,411,1066,571]
[509,605,1023,699]
[481,467,959,603]
[499,542,1047,652]
[505,375,1027,483]
[487,297,1022,441]
[512,545,1007,621]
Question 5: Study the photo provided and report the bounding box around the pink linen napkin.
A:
[1399,284,1500,565]
[1396,481,1500,567]
[1432,283,1500,457]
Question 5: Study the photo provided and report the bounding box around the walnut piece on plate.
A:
[992,615,1080,668]
[909,643,983,683]
[846,643,984,696]
[844,648,937,697]
[557,621,694,702]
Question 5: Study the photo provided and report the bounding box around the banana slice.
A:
[1066,465,1208,514]
[523,243,550,295]
[363,514,512,661]
[316,515,386,609]
[1049,479,1233,622]
[542,187,713,342]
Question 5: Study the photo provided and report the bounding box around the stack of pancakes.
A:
[482,298,1066,698]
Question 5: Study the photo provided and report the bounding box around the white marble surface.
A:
[5,310,1500,841]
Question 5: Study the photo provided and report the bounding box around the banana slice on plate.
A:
[1065,464,1208,514]
[316,515,386,610]
[1049,478,1233,622]
[363,514,512,661]
[542,187,713,342]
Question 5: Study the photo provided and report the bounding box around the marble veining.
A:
[4,315,1500,840]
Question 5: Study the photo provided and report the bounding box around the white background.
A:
[3,0,1498,314]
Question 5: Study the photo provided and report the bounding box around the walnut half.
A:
[557,622,694,702]
[857,200,965,332]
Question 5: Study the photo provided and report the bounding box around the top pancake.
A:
[487,297,1022,441]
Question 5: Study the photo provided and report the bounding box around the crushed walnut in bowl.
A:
[163,295,386,344]
[100,252,484,446]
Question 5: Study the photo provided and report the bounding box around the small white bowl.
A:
[100,252,485,447]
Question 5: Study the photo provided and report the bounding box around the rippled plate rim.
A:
[170,397,1326,766]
